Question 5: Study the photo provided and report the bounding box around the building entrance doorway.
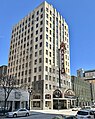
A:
[15,101,20,109]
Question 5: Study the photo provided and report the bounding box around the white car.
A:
[72,106,81,111]
[6,108,30,117]
[76,109,95,119]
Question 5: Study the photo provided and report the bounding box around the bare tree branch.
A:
[0,74,16,114]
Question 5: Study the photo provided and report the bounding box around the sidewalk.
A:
[30,109,77,116]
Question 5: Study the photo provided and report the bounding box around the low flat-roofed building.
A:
[0,88,29,111]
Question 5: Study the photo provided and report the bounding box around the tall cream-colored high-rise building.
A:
[8,1,75,110]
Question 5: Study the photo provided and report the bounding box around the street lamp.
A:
[76,96,79,107]
[28,87,32,110]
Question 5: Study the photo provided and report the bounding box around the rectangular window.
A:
[39,66,41,71]
[40,34,42,39]
[46,20,48,25]
[34,76,36,81]
[34,59,37,64]
[49,60,51,65]
[32,14,34,19]
[46,7,48,12]
[28,77,31,82]
[49,85,51,90]
[46,58,48,63]
[46,50,48,55]
[36,23,38,28]
[50,30,51,35]
[29,69,31,74]
[40,27,42,32]
[46,14,48,18]
[45,75,48,80]
[49,76,51,80]
[39,58,42,63]
[40,20,43,25]
[50,17,52,21]
[36,17,39,21]
[40,42,42,47]
[35,44,38,49]
[39,50,42,55]
[50,10,52,15]
[46,42,48,47]
[38,75,41,80]
[45,84,48,89]
[40,14,43,18]
[35,52,37,57]
[34,68,37,73]
[36,30,38,35]
[46,34,48,39]
[49,52,51,57]
[50,23,52,28]
[37,11,39,15]
[45,66,48,71]
[41,8,43,12]
[35,37,38,42]
[46,27,48,32]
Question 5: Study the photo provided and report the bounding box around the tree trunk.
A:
[3,98,7,115]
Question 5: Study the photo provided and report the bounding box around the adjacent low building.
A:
[0,88,29,111]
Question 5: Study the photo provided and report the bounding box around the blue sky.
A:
[0,0,95,75]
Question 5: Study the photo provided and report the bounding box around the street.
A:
[0,109,77,119]
[1,113,62,119]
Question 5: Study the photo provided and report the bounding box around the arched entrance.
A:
[53,89,65,109]
[53,89,76,109]
[64,89,76,108]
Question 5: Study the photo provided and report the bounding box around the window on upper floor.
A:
[46,50,48,55]
[45,75,48,80]
[39,66,42,71]
[46,7,48,12]
[45,84,48,89]
[39,50,42,55]
[46,58,48,63]
[34,68,37,73]
[41,8,43,12]
[37,11,39,15]
[40,27,43,32]
[45,66,48,71]
[39,58,42,63]
[40,42,42,47]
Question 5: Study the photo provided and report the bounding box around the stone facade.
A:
[7,1,72,110]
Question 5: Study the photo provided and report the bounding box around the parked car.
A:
[81,106,92,110]
[6,108,30,117]
[76,109,95,119]
[72,106,81,111]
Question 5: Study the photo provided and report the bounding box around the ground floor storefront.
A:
[30,88,76,110]
[0,88,29,111]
